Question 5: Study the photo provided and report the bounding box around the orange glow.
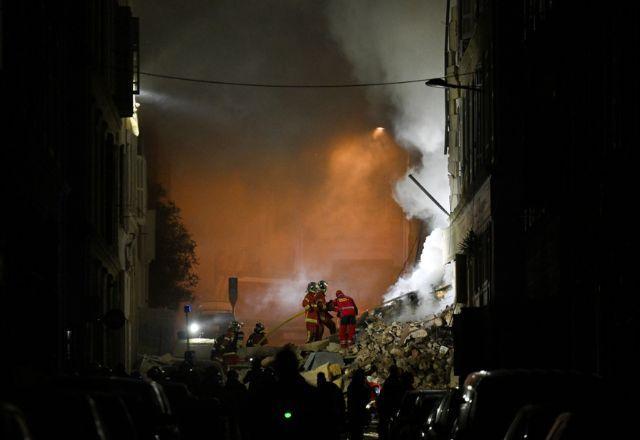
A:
[164,131,419,344]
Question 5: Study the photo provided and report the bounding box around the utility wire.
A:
[138,69,475,89]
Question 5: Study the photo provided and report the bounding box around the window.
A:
[459,0,476,52]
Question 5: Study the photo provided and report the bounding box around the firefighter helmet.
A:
[255,322,265,333]
[318,280,328,292]
[307,282,318,293]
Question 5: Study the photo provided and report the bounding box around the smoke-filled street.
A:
[136,0,452,345]
[1,1,638,439]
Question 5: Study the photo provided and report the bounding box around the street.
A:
[1,0,638,439]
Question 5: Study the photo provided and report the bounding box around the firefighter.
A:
[317,280,337,336]
[231,320,245,349]
[212,320,243,356]
[302,281,322,343]
[212,327,231,358]
[333,290,358,354]
[246,322,268,347]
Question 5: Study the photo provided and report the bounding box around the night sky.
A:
[135,0,447,341]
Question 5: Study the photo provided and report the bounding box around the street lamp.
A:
[425,78,481,92]
[189,322,201,336]
[372,126,385,139]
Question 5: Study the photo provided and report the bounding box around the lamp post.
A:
[184,304,192,354]
[408,174,450,217]
[425,77,481,92]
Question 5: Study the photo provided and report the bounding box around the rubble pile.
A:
[350,306,455,389]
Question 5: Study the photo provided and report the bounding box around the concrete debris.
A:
[139,354,179,377]
[301,362,344,388]
[303,351,345,371]
[328,363,342,379]
[299,338,330,352]
[239,345,279,359]
[406,328,428,342]
[349,305,455,389]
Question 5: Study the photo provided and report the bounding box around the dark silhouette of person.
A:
[225,369,248,394]
[243,357,263,389]
[245,363,277,440]
[175,361,202,396]
[200,365,225,400]
[347,368,371,440]
[185,365,227,439]
[401,371,415,393]
[250,344,323,440]
[376,365,404,440]
[224,369,250,440]
[317,372,346,439]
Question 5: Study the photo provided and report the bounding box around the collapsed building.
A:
[138,287,456,393]
[347,292,456,389]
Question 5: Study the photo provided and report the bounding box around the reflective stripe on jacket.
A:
[334,296,357,317]
[303,292,319,320]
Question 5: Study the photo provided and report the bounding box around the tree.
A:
[149,184,199,309]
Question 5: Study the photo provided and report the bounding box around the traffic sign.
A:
[228,277,238,307]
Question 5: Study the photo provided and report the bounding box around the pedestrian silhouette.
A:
[317,372,345,440]
[250,344,323,440]
[243,357,263,389]
[376,365,404,440]
[224,369,250,440]
[347,368,371,440]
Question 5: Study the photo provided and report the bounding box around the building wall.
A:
[446,0,495,311]
[447,0,639,390]
[120,115,154,371]
[0,0,148,382]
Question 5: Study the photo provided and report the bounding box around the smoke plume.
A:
[326,0,453,316]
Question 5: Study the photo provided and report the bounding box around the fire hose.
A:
[255,309,306,346]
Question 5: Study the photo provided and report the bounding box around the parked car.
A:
[1,402,33,440]
[388,389,447,440]
[11,387,108,440]
[451,369,606,440]
[419,387,463,440]
[90,391,138,440]
[503,404,562,440]
[58,376,180,439]
[543,405,623,440]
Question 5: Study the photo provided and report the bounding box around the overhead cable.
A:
[138,70,475,89]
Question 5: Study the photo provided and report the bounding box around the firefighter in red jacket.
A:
[302,282,322,343]
[246,322,268,347]
[333,290,358,353]
[316,280,337,338]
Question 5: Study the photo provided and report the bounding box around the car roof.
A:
[464,369,603,390]
[407,389,448,396]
